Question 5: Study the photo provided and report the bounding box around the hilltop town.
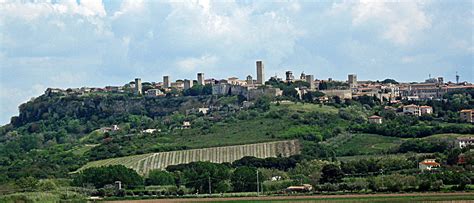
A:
[44,60,474,123]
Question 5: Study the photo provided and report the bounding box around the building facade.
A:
[460,109,474,123]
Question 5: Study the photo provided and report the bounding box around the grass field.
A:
[422,133,473,140]
[77,140,301,175]
[170,117,292,149]
[336,153,431,162]
[328,134,402,156]
[274,103,338,114]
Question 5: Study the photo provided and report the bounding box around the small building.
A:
[455,137,474,149]
[460,109,474,123]
[419,159,440,171]
[403,104,433,116]
[271,176,282,181]
[198,108,209,115]
[420,105,433,115]
[142,129,160,134]
[112,125,120,131]
[286,184,313,193]
[97,125,120,133]
[182,121,191,129]
[403,104,421,116]
[145,89,164,97]
[368,115,383,124]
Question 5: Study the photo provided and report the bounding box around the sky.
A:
[0,0,473,125]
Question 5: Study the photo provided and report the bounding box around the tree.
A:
[320,164,344,183]
[146,170,175,186]
[446,148,462,165]
[254,97,270,111]
[381,79,399,84]
[176,162,231,193]
[15,176,39,192]
[231,167,257,192]
[73,165,143,189]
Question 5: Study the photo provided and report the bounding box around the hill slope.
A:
[77,139,300,175]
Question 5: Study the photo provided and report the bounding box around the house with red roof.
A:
[419,159,440,171]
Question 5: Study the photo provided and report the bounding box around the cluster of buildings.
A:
[43,60,473,122]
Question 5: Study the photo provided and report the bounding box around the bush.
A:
[146,170,175,186]
[72,165,143,189]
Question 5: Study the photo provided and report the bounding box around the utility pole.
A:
[208,176,212,195]
[256,170,259,196]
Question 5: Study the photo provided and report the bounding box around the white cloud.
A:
[334,1,431,45]
[0,0,472,125]
[176,54,218,72]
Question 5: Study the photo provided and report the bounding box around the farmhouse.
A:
[368,115,383,124]
[419,159,440,171]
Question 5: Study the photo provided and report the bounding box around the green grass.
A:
[170,118,290,149]
[0,191,86,202]
[331,134,403,156]
[69,144,98,155]
[422,133,474,140]
[274,102,338,114]
[336,153,432,162]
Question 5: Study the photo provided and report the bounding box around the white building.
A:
[198,108,209,115]
[455,137,474,149]
[403,105,433,116]
[142,129,161,134]
[145,89,164,97]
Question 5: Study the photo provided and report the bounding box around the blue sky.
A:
[0,0,473,125]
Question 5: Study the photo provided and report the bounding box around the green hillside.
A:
[0,90,473,197]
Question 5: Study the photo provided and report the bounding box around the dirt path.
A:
[105,192,474,202]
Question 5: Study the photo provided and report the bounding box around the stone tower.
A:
[348,74,357,87]
[135,78,142,95]
[197,73,204,85]
[306,75,315,90]
[184,79,193,90]
[256,61,264,85]
[163,76,170,88]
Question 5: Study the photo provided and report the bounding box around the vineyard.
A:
[77,140,300,175]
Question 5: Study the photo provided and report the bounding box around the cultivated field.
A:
[77,140,300,175]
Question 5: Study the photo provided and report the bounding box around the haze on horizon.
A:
[0,0,473,125]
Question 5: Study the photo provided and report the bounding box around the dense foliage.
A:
[72,165,143,189]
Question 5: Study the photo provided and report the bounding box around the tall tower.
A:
[285,71,294,82]
[184,79,193,90]
[163,76,170,88]
[135,78,142,95]
[348,74,357,87]
[197,73,204,85]
[456,72,460,84]
[256,61,264,85]
[306,75,315,90]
